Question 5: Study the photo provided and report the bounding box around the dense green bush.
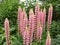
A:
[0,2,18,27]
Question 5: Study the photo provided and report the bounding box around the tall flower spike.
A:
[46,31,51,45]
[21,8,28,36]
[29,9,35,45]
[18,6,22,35]
[40,9,43,28]
[47,4,53,31]
[4,18,10,45]
[37,21,42,40]
[43,7,46,29]
[34,2,40,41]
[23,25,30,45]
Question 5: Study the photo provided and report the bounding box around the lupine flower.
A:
[19,11,25,34]
[23,25,30,45]
[47,4,53,31]
[18,6,22,35]
[37,21,42,40]
[23,30,26,45]
[4,18,10,45]
[25,27,30,45]
[29,9,35,45]
[46,31,51,45]
[40,9,43,28]
[22,9,28,35]
[43,7,46,29]
[34,2,40,41]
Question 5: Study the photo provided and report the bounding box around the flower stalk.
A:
[46,31,51,45]
[4,18,10,45]
[47,4,53,31]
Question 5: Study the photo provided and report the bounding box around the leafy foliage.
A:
[0,0,60,45]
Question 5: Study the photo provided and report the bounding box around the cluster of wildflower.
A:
[4,2,53,45]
